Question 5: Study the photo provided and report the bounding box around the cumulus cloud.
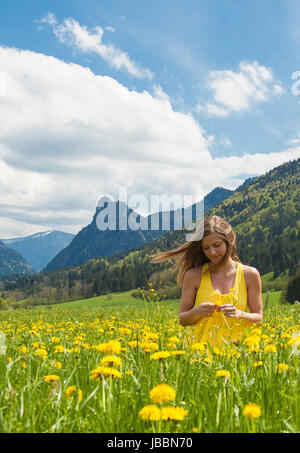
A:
[198,61,284,117]
[0,46,298,237]
[38,13,153,79]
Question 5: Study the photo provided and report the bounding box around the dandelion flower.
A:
[140,342,159,353]
[243,403,261,419]
[65,385,82,402]
[161,406,188,421]
[100,355,122,367]
[44,375,60,384]
[243,336,260,348]
[128,341,138,348]
[216,369,231,379]
[90,366,121,381]
[264,344,277,353]
[150,351,171,360]
[171,350,186,357]
[139,405,161,421]
[278,363,289,373]
[35,348,48,360]
[254,361,263,367]
[54,345,65,354]
[149,384,176,404]
[18,346,29,354]
[95,340,121,354]
[192,343,206,352]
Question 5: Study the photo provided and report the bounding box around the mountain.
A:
[0,241,35,279]
[1,231,75,272]
[43,187,233,272]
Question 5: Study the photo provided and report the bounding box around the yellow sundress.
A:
[187,261,251,348]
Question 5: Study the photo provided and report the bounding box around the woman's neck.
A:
[209,258,237,274]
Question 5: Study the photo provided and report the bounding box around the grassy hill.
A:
[26,286,282,312]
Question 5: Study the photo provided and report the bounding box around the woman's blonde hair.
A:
[150,215,241,285]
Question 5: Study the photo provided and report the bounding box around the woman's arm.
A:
[242,267,263,323]
[179,269,216,327]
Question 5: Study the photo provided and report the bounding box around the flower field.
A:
[0,299,300,433]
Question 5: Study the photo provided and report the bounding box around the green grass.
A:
[31,289,283,314]
[1,299,300,433]
[261,271,289,283]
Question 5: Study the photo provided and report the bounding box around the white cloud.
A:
[39,13,153,79]
[105,26,115,33]
[198,61,284,117]
[214,148,300,178]
[286,132,300,146]
[0,46,298,237]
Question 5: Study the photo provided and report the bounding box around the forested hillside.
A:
[0,241,35,279]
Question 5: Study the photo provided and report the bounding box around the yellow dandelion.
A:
[90,366,122,381]
[254,361,263,367]
[149,384,176,404]
[171,350,186,357]
[150,351,171,360]
[140,342,159,353]
[139,404,161,421]
[44,374,60,384]
[34,348,48,360]
[278,363,289,373]
[243,336,260,348]
[243,403,261,419]
[54,345,65,354]
[216,369,231,379]
[18,346,29,354]
[70,347,80,353]
[204,355,213,363]
[125,370,134,375]
[95,340,121,354]
[65,385,82,402]
[192,343,206,352]
[264,344,277,353]
[161,406,188,421]
[100,355,122,367]
[128,340,138,348]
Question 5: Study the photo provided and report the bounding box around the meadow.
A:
[0,290,299,433]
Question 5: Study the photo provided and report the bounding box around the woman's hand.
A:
[197,303,217,318]
[216,304,243,319]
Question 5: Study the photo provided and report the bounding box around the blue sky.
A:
[0,0,299,237]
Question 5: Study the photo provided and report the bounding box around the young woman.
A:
[151,215,263,347]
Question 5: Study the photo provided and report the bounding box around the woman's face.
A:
[201,233,227,263]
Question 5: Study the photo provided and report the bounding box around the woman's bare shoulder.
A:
[242,265,261,287]
[184,266,203,289]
